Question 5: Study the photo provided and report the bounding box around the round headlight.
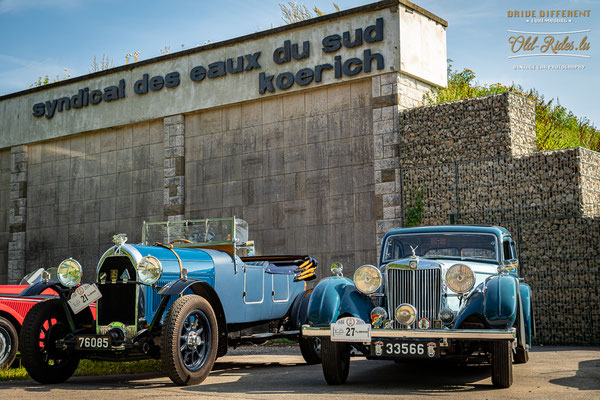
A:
[395,304,417,325]
[446,264,475,294]
[137,255,163,285]
[57,258,83,288]
[353,265,382,294]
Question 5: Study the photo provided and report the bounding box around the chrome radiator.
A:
[386,267,442,328]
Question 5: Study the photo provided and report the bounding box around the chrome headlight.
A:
[57,258,83,288]
[446,264,475,294]
[137,255,163,285]
[395,304,417,325]
[353,265,382,294]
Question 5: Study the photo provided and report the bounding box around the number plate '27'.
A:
[331,317,371,342]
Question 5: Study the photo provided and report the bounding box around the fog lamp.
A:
[395,303,417,326]
[440,308,455,324]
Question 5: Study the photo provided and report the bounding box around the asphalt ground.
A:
[0,345,598,399]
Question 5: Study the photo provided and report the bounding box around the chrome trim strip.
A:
[96,244,143,278]
[0,296,44,302]
[301,325,516,340]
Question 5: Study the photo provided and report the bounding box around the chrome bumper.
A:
[302,325,516,341]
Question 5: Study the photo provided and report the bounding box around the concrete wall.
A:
[24,121,165,278]
[184,79,379,276]
[0,150,10,283]
[0,0,447,149]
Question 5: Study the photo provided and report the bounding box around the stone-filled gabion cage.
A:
[374,92,600,345]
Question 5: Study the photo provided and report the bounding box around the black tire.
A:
[491,340,513,388]
[0,316,18,369]
[161,295,218,386]
[299,336,321,365]
[513,345,529,364]
[321,338,350,385]
[20,299,79,384]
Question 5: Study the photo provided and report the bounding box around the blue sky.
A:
[0,0,598,125]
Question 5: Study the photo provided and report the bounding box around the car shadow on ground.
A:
[182,358,496,396]
[0,357,497,395]
[549,359,600,391]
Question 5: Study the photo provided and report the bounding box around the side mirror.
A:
[498,259,518,274]
[331,262,343,277]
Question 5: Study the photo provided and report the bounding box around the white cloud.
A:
[0,54,71,95]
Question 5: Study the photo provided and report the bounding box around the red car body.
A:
[0,285,95,368]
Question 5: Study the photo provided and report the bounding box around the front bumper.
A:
[302,325,516,341]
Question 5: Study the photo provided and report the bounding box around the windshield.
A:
[142,218,248,245]
[383,233,498,263]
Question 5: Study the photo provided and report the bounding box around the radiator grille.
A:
[386,268,442,329]
[97,256,137,326]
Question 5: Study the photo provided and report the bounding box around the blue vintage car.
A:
[302,225,534,388]
[19,218,320,385]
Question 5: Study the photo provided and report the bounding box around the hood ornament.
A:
[409,246,419,269]
[410,245,419,258]
[113,233,128,254]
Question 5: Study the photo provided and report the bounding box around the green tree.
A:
[279,1,340,24]
[89,54,114,73]
[29,68,71,88]
[404,187,424,227]
[425,64,599,152]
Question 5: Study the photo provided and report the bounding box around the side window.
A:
[510,241,518,259]
[502,240,512,261]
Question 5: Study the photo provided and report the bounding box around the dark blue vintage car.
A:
[19,218,320,385]
[302,225,534,388]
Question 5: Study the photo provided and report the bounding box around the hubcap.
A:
[39,317,70,367]
[0,326,11,365]
[179,310,211,372]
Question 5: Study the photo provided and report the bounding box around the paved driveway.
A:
[1,346,598,399]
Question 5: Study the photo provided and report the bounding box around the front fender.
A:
[454,283,485,329]
[157,278,204,296]
[19,281,62,297]
[307,277,372,326]
[483,274,519,329]
[519,282,533,345]
[289,289,313,330]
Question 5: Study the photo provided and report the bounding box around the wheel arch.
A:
[187,282,228,358]
[0,307,23,333]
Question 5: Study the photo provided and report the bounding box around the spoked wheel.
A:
[162,295,218,386]
[20,299,80,383]
[491,340,513,388]
[299,336,321,365]
[0,316,18,369]
[321,338,350,385]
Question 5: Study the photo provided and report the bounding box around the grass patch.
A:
[265,338,296,345]
[1,358,163,382]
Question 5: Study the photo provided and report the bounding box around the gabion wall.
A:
[378,92,599,345]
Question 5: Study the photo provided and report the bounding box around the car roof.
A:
[383,225,511,239]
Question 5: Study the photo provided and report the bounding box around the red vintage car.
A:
[0,269,95,369]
